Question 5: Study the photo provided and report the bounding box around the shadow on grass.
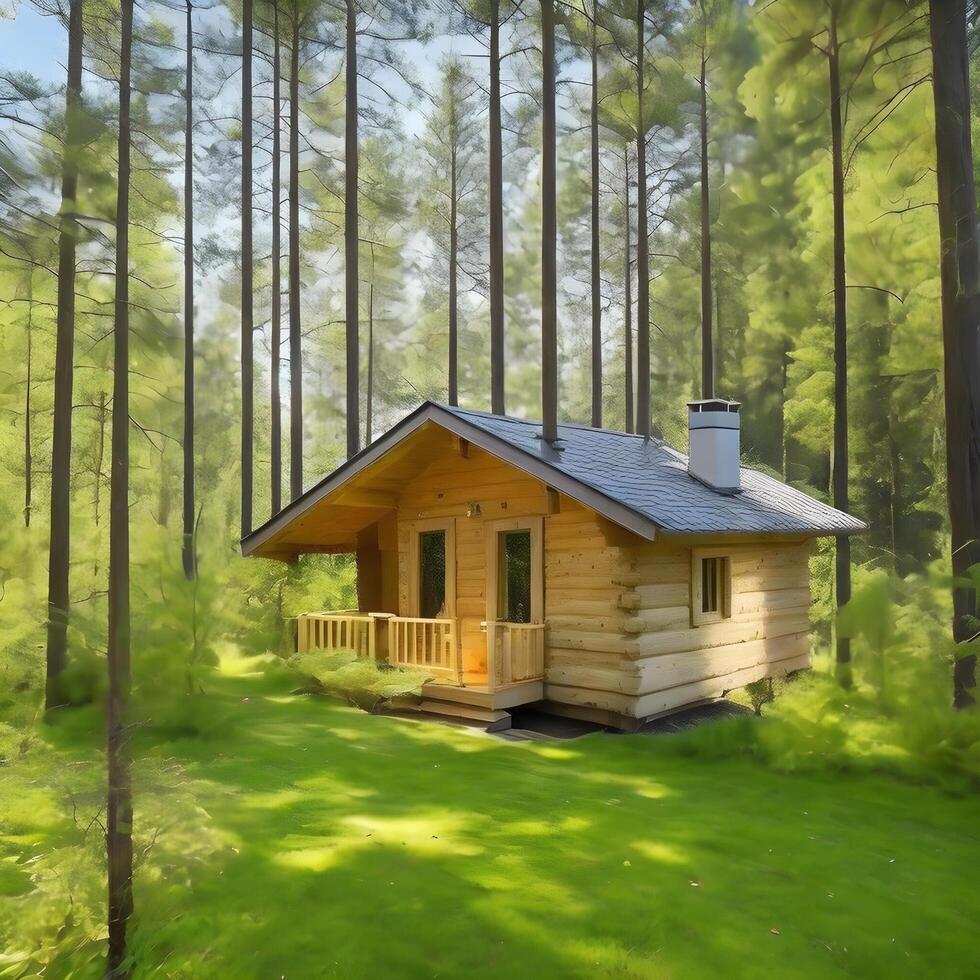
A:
[5,663,979,978]
[123,667,980,979]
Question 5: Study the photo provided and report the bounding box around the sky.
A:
[2,2,66,84]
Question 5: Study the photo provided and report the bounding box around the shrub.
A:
[287,650,433,712]
[670,566,980,792]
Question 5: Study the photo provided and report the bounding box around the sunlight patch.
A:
[217,646,278,677]
[276,844,342,872]
[273,810,484,874]
[341,812,484,857]
[533,745,579,761]
[577,770,672,799]
[631,840,688,865]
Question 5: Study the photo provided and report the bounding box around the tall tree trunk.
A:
[289,2,303,498]
[106,0,134,972]
[590,15,602,428]
[635,0,650,438]
[271,0,282,515]
[24,277,32,528]
[698,15,713,398]
[828,16,852,685]
[95,389,106,530]
[624,145,634,434]
[45,0,84,709]
[182,0,195,579]
[241,0,254,535]
[448,129,459,406]
[366,251,374,444]
[929,0,980,707]
[541,0,558,442]
[489,0,505,414]
[156,447,171,527]
[345,0,360,457]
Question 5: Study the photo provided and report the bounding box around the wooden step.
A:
[417,699,512,732]
[422,679,544,710]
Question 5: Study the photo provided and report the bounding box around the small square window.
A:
[692,552,731,626]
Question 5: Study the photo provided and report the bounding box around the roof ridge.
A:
[432,400,655,441]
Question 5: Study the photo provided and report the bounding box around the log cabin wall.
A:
[395,443,551,674]
[388,436,813,722]
[543,535,813,720]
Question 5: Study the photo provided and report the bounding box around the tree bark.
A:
[24,277,32,528]
[106,0,134,972]
[182,0,196,579]
[590,13,602,427]
[95,389,106,530]
[366,251,374,444]
[449,117,459,407]
[489,0,505,414]
[635,0,650,438]
[698,16,713,398]
[289,2,303,498]
[270,0,282,514]
[345,0,360,457]
[541,0,558,442]
[828,15,852,684]
[241,0,254,535]
[929,0,980,707]
[45,0,84,709]
[624,145,633,434]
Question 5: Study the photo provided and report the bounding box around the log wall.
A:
[387,441,813,722]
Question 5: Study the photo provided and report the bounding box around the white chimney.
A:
[687,399,741,492]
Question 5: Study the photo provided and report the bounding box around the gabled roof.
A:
[241,401,865,557]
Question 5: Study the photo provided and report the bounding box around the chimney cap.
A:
[687,398,741,414]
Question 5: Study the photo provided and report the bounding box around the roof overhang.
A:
[242,402,661,559]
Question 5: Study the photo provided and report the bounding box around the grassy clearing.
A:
[1,653,978,979]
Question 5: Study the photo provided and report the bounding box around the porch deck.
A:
[296,611,546,727]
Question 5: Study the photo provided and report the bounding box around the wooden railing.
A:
[297,612,378,659]
[485,622,546,692]
[296,613,543,693]
[387,616,461,683]
[296,612,460,684]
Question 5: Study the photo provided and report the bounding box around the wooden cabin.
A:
[242,400,864,731]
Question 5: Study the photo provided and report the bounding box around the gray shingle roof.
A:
[437,403,866,537]
[242,400,866,555]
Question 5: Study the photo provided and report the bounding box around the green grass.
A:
[1,653,978,979]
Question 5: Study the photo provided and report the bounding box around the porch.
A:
[296,611,545,727]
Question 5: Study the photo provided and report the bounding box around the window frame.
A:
[691,548,732,627]
[485,516,544,625]
[408,518,456,620]
[497,528,533,623]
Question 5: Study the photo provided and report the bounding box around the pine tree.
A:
[45,0,85,709]
[242,0,255,534]
[182,0,196,579]
[107,0,135,968]
[930,0,980,707]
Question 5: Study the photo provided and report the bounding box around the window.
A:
[692,551,731,626]
[498,530,532,623]
[485,517,543,625]
[418,530,446,618]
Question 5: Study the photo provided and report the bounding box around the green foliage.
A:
[743,677,774,716]
[288,649,432,711]
[678,570,980,791]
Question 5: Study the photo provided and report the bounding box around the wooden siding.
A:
[543,537,812,718]
[380,437,813,724]
[396,445,551,674]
